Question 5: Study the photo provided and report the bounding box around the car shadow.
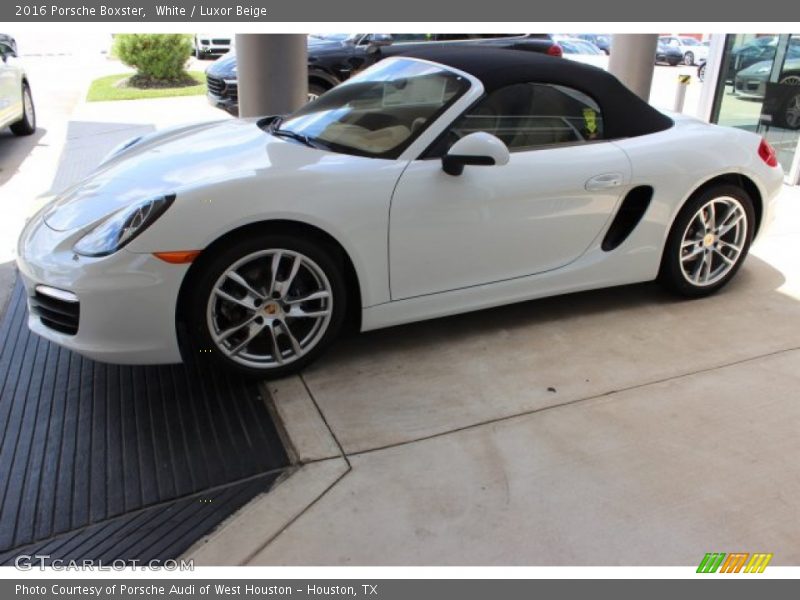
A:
[0,127,47,188]
[315,252,790,370]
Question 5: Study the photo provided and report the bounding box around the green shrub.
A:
[113,34,193,84]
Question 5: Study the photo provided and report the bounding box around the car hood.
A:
[736,60,773,78]
[43,118,319,232]
[207,37,348,79]
[206,51,237,78]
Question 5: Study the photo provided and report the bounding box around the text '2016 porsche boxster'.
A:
[17,47,784,377]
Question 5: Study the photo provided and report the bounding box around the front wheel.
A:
[697,63,706,82]
[659,185,755,297]
[307,83,327,103]
[684,51,694,66]
[186,234,348,378]
[10,82,35,136]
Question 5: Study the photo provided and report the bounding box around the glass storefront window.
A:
[712,34,800,176]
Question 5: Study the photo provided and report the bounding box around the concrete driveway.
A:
[191,185,800,566]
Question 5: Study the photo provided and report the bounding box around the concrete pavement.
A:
[190,185,800,566]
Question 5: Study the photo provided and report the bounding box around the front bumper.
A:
[734,76,767,99]
[207,91,239,116]
[16,215,187,365]
[206,75,239,116]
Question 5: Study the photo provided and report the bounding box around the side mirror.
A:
[441,132,510,176]
[367,34,393,53]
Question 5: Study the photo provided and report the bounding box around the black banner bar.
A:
[3,579,800,600]
[0,0,792,22]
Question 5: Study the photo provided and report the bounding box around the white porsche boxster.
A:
[17,47,784,377]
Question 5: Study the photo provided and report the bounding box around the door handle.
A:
[585,172,624,191]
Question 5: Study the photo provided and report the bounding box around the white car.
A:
[17,47,783,378]
[193,34,232,59]
[554,37,609,70]
[659,36,709,66]
[0,37,35,136]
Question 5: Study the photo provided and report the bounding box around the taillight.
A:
[547,44,563,58]
[758,138,779,167]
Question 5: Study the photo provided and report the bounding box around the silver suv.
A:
[0,37,35,136]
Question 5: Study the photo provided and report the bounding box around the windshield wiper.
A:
[271,127,330,151]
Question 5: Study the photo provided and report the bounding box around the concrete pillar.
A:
[235,34,307,118]
[608,34,659,101]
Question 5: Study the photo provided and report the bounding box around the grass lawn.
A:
[86,71,206,102]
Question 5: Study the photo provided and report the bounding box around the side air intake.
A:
[601,185,653,251]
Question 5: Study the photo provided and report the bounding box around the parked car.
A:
[554,38,608,69]
[18,47,783,378]
[659,35,709,66]
[193,34,232,59]
[734,55,800,129]
[734,54,800,99]
[206,34,563,115]
[571,34,611,55]
[655,40,684,66]
[0,33,17,55]
[724,36,800,81]
[0,37,35,136]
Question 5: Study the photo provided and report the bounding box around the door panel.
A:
[389,142,631,299]
[0,46,19,126]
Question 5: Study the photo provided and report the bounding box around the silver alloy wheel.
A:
[307,92,319,103]
[684,52,694,66]
[785,92,800,129]
[206,249,333,368]
[779,75,800,86]
[23,86,34,127]
[679,196,747,287]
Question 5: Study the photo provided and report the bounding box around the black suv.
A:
[206,34,562,115]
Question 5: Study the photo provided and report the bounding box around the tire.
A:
[776,90,800,130]
[307,82,327,103]
[186,233,348,379]
[779,74,800,86]
[10,82,35,136]
[684,51,694,66]
[697,63,706,82]
[668,59,680,67]
[659,184,755,297]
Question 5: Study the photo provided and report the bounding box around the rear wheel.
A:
[659,185,754,297]
[10,82,35,136]
[187,234,348,378]
[779,90,800,129]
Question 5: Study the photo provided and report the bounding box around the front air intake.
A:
[601,185,654,252]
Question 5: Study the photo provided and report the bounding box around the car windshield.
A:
[272,58,470,159]
[308,33,352,42]
[561,40,603,55]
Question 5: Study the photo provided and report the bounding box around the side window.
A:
[431,82,604,155]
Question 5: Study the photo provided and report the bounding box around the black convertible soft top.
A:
[398,46,673,139]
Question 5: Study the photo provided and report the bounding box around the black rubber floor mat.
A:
[0,473,280,565]
[0,280,289,560]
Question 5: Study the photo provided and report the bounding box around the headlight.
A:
[73,195,174,257]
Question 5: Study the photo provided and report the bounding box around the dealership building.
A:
[699,33,800,185]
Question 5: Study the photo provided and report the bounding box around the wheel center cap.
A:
[703,233,715,247]
[264,302,280,316]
